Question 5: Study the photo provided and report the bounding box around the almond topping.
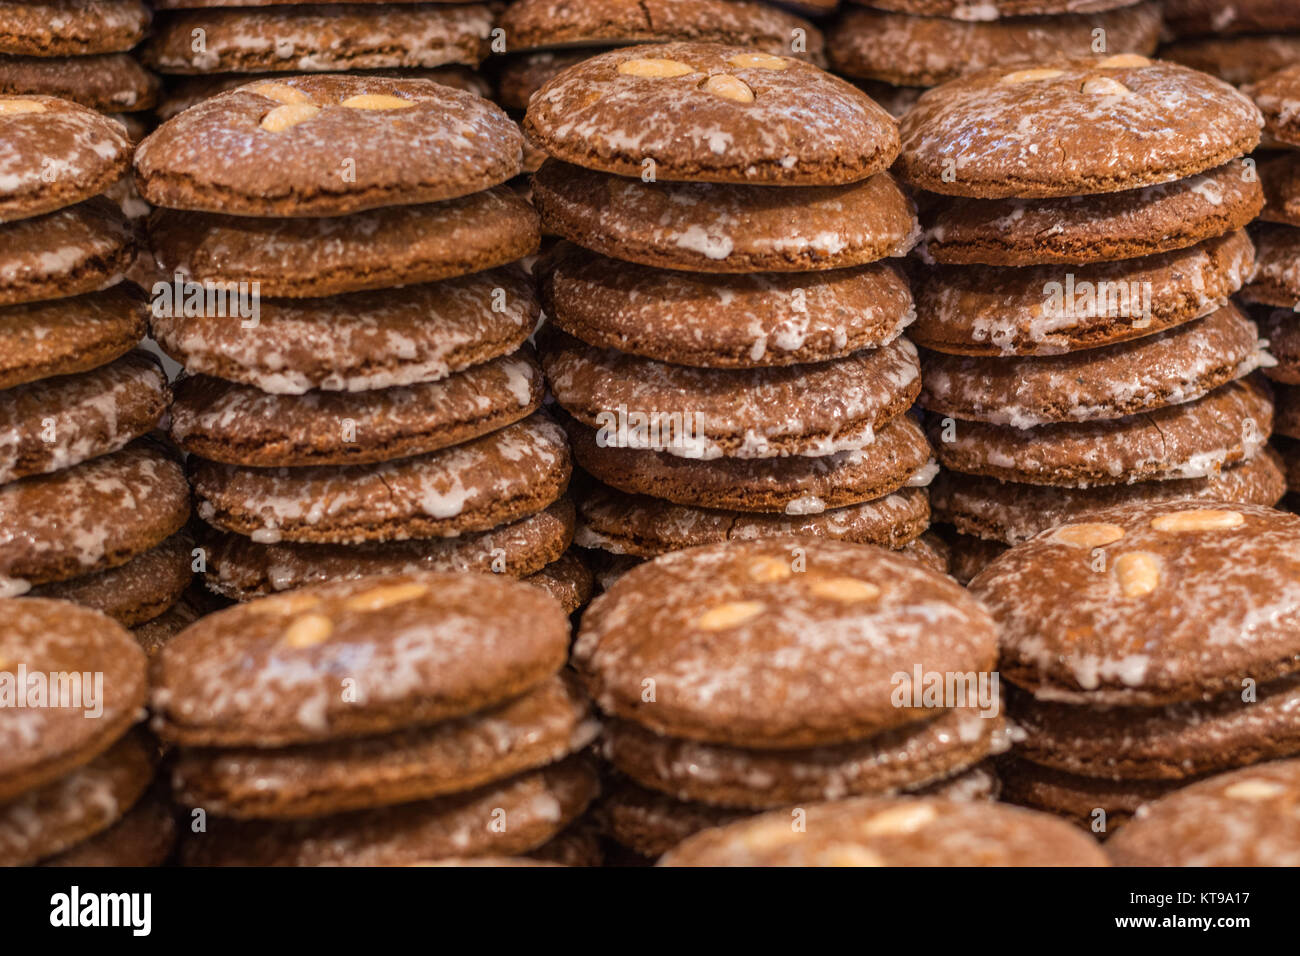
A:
[695,601,765,630]
[617,58,694,79]
[260,103,320,132]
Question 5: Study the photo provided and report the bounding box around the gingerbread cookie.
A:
[0,1,149,57]
[0,287,146,390]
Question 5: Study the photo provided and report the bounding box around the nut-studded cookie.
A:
[150,268,538,393]
[0,197,134,305]
[0,53,158,112]
[1240,223,1300,308]
[0,1,149,57]
[574,536,997,748]
[919,304,1265,427]
[929,377,1272,487]
[575,482,931,556]
[829,3,1160,88]
[898,57,1262,198]
[146,187,540,297]
[179,758,599,866]
[0,286,146,390]
[911,230,1255,356]
[539,242,913,367]
[171,350,542,466]
[200,499,575,601]
[525,42,898,186]
[1106,759,1300,866]
[1163,0,1300,39]
[143,4,493,74]
[0,438,191,595]
[660,796,1109,866]
[0,96,132,222]
[971,500,1300,706]
[0,350,168,483]
[542,329,920,458]
[931,446,1287,544]
[532,161,917,273]
[170,674,597,818]
[136,75,522,217]
[192,414,572,544]
[0,600,148,801]
[567,414,935,513]
[152,571,571,747]
[922,160,1262,267]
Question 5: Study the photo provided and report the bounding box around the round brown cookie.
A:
[1009,673,1300,781]
[660,795,1110,866]
[575,482,930,556]
[136,75,521,217]
[132,594,206,657]
[525,42,897,186]
[1260,152,1300,228]
[0,439,191,596]
[29,531,194,627]
[1161,34,1300,87]
[156,66,492,122]
[0,53,158,112]
[525,550,594,614]
[1240,223,1300,308]
[153,571,571,747]
[192,414,571,544]
[574,536,997,748]
[997,757,1182,832]
[533,160,918,273]
[501,0,823,57]
[528,818,605,867]
[1248,65,1300,149]
[865,0,1138,16]
[1,197,134,305]
[539,243,913,368]
[601,708,1001,808]
[0,96,132,223]
[144,4,493,75]
[923,160,1262,267]
[171,352,542,467]
[929,377,1272,488]
[920,305,1264,428]
[1163,0,1300,39]
[146,187,540,298]
[829,3,1160,88]
[41,791,176,867]
[498,49,591,111]
[597,778,749,858]
[0,732,154,866]
[0,350,167,483]
[543,330,920,459]
[0,288,146,391]
[898,57,1262,199]
[0,600,148,802]
[972,500,1300,706]
[200,499,575,601]
[1277,384,1300,439]
[1257,306,1300,384]
[932,446,1287,545]
[568,414,935,513]
[170,675,597,819]
[150,269,537,395]
[180,758,599,866]
[0,1,149,57]
[1107,759,1300,865]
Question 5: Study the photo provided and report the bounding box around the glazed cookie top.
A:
[135,75,522,217]
[525,42,898,185]
[0,1,150,56]
[499,0,822,59]
[898,57,1262,199]
[1248,65,1300,150]
[0,96,133,223]
[0,598,147,801]
[574,536,998,748]
[152,572,571,747]
[540,243,913,368]
[660,796,1109,866]
[970,500,1300,706]
[1107,759,1300,866]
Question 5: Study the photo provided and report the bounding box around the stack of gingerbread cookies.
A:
[0,95,194,641]
[895,56,1284,581]
[828,0,1161,116]
[152,571,601,865]
[525,42,945,587]
[132,74,591,613]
